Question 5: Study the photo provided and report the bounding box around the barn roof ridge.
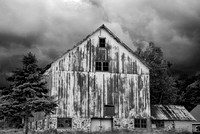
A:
[45,24,149,71]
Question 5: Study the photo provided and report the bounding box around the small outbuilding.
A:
[151,105,197,133]
[190,105,200,134]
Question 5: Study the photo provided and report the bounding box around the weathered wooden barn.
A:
[30,24,151,132]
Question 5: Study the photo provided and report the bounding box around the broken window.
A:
[99,38,106,48]
[134,119,147,128]
[152,120,164,128]
[57,118,72,128]
[96,61,109,71]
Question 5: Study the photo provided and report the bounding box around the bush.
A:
[0,129,23,134]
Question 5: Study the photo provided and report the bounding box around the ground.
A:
[0,129,192,134]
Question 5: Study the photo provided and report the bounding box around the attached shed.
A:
[151,105,197,133]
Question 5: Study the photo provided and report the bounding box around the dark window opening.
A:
[99,38,106,48]
[57,118,72,128]
[141,119,147,128]
[104,105,115,116]
[134,119,140,128]
[152,120,164,128]
[135,119,147,128]
[95,61,109,71]
[35,121,37,130]
[103,62,109,71]
[96,62,102,71]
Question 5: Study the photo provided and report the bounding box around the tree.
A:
[0,52,57,134]
[175,73,200,111]
[0,86,22,129]
[135,42,177,105]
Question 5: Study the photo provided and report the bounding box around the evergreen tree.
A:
[0,52,57,134]
[0,86,22,128]
[135,43,177,105]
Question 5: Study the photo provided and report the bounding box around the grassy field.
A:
[0,129,192,134]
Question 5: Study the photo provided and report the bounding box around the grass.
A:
[0,129,192,134]
[0,129,23,134]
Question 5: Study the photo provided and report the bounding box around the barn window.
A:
[104,105,115,116]
[152,120,164,128]
[134,119,147,128]
[99,38,106,48]
[57,118,72,128]
[96,62,102,71]
[103,62,109,71]
[96,61,109,71]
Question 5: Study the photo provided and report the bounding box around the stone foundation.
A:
[113,118,135,130]
[30,117,150,132]
[73,118,91,131]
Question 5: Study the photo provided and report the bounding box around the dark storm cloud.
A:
[0,0,200,87]
[143,0,200,72]
[0,55,22,87]
[0,33,39,49]
[100,0,200,73]
[0,55,22,72]
[0,0,106,87]
[42,49,60,61]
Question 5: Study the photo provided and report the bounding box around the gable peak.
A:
[100,24,105,28]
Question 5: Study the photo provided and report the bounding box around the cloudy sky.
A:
[0,0,200,86]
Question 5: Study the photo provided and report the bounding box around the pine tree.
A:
[0,52,57,134]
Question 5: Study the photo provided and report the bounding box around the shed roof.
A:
[190,105,200,122]
[151,105,196,121]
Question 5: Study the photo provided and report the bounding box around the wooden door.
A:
[91,118,112,132]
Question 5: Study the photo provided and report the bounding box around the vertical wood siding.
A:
[48,28,150,119]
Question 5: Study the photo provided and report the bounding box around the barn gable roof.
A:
[151,105,196,121]
[45,24,149,71]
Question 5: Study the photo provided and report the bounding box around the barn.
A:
[30,24,151,132]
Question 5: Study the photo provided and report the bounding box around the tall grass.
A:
[0,129,192,134]
[0,129,23,134]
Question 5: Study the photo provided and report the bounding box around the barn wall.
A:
[174,121,194,133]
[52,28,149,75]
[42,27,151,131]
[155,121,195,133]
[50,71,150,119]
